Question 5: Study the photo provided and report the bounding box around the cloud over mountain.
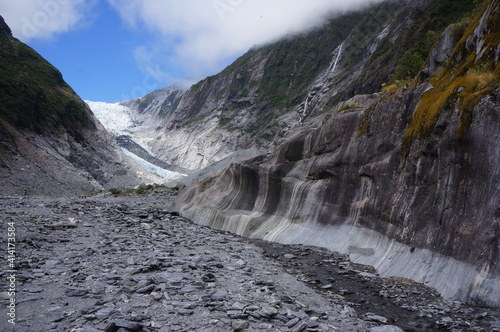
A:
[0,0,389,88]
[108,0,388,82]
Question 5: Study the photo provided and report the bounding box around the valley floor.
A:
[0,191,498,332]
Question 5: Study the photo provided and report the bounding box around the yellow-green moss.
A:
[335,102,362,114]
[404,67,498,142]
[381,79,413,94]
[403,0,500,143]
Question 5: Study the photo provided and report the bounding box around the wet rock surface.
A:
[0,191,498,332]
[256,241,500,332]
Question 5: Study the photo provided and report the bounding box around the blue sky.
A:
[27,2,160,102]
[0,0,384,103]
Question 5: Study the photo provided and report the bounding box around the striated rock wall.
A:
[177,85,500,307]
[176,0,500,307]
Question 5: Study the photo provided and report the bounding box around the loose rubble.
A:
[0,191,499,332]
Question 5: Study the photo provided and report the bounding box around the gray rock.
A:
[7,193,499,332]
[136,284,155,294]
[177,308,194,316]
[65,288,89,297]
[95,307,118,320]
[24,287,43,293]
[286,317,301,328]
[366,314,389,323]
[211,290,228,301]
[260,305,278,317]
[370,326,404,332]
[114,319,143,331]
[232,320,249,331]
[291,321,308,332]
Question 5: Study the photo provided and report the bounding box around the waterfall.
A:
[330,43,343,73]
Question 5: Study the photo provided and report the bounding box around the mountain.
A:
[85,99,190,176]
[1,0,498,309]
[175,0,500,308]
[120,0,485,171]
[0,17,142,196]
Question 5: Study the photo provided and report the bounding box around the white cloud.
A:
[0,0,96,41]
[108,0,388,81]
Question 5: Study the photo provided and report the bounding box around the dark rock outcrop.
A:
[177,0,500,308]
[0,15,12,37]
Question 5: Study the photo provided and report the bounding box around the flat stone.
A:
[291,321,308,332]
[65,288,89,297]
[177,308,194,316]
[286,317,301,328]
[136,284,155,294]
[231,302,246,310]
[95,307,118,320]
[114,319,142,331]
[24,287,43,293]
[260,305,278,317]
[211,291,227,301]
[307,319,320,328]
[366,314,389,323]
[369,326,404,332]
[150,291,163,301]
[232,320,249,331]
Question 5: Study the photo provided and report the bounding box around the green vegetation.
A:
[257,8,373,109]
[136,183,154,195]
[185,113,210,128]
[136,92,155,114]
[159,90,183,117]
[335,102,362,114]
[169,0,490,147]
[108,184,180,197]
[391,31,441,82]
[24,219,41,223]
[109,188,123,196]
[0,35,91,134]
[388,0,484,84]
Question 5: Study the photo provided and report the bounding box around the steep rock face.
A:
[178,87,500,307]
[177,1,500,307]
[0,15,11,36]
[121,86,185,121]
[0,18,140,196]
[130,0,482,171]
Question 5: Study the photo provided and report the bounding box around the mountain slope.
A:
[176,0,500,308]
[0,17,140,196]
[128,0,484,171]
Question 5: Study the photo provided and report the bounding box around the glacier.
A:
[85,101,135,136]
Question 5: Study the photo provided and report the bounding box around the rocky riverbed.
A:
[0,189,499,332]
